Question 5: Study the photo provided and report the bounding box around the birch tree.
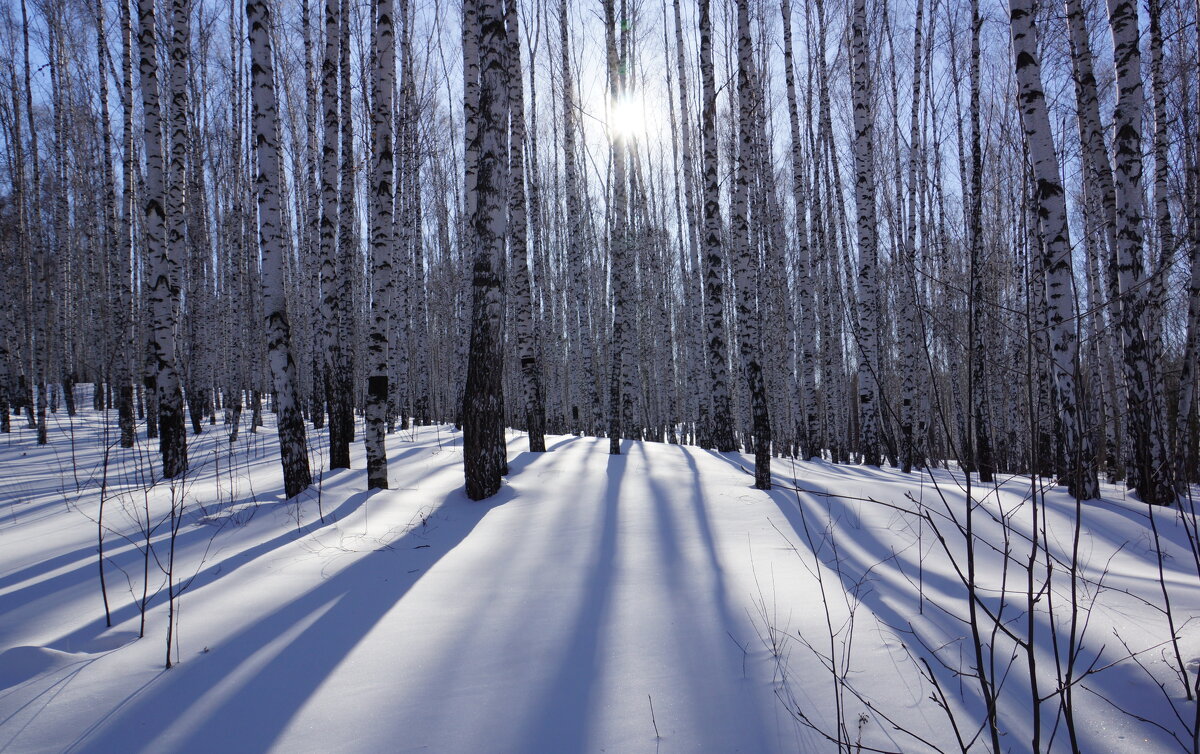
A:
[1106,0,1173,503]
[698,0,735,453]
[967,0,994,482]
[603,0,631,455]
[507,0,545,453]
[365,0,397,488]
[334,0,356,455]
[780,0,819,462]
[733,0,771,488]
[898,0,925,473]
[850,0,880,466]
[462,0,507,500]
[1009,0,1097,499]
[139,0,187,476]
[319,0,348,468]
[1065,0,1122,480]
[247,0,313,498]
[557,0,594,436]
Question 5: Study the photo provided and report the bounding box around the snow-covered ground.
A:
[2,397,1198,752]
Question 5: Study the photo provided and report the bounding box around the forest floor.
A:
[1,398,1198,753]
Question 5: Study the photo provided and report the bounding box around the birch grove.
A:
[0,0,1196,507]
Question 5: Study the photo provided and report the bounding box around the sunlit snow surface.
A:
[1,396,1196,752]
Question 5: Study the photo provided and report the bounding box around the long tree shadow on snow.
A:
[719,453,1182,754]
[511,446,623,752]
[69,485,512,754]
[698,451,990,749]
[673,446,774,749]
[3,426,437,651]
[517,442,770,751]
[40,456,429,655]
[1,414,396,614]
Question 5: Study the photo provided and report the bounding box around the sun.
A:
[609,94,646,140]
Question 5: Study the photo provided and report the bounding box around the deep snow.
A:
[1,397,1197,752]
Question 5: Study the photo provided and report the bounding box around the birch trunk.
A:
[1178,56,1200,485]
[557,0,595,436]
[300,0,322,431]
[1106,0,1173,503]
[1066,0,1124,479]
[1147,0,1175,478]
[318,0,348,467]
[733,0,771,488]
[851,0,879,466]
[335,0,357,453]
[967,0,995,482]
[103,0,136,448]
[898,0,924,472]
[780,0,819,461]
[139,0,187,476]
[5,26,30,437]
[698,0,736,452]
[247,0,313,498]
[462,0,507,499]
[1009,0,1097,498]
[364,0,397,488]
[507,0,545,453]
[603,0,630,454]
[400,2,429,427]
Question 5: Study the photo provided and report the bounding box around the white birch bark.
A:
[5,23,31,436]
[506,0,545,453]
[1106,0,1173,503]
[364,0,396,489]
[318,0,348,468]
[139,0,187,476]
[247,0,313,498]
[733,0,771,487]
[1177,40,1200,485]
[557,0,595,436]
[399,2,429,426]
[1009,0,1097,498]
[780,0,819,461]
[1066,0,1123,478]
[667,0,707,446]
[850,0,879,466]
[462,0,507,499]
[108,0,137,447]
[898,0,925,472]
[1146,0,1174,478]
[698,0,736,452]
[1178,148,1200,484]
[334,0,356,454]
[603,0,630,454]
[292,0,323,429]
[966,0,995,481]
